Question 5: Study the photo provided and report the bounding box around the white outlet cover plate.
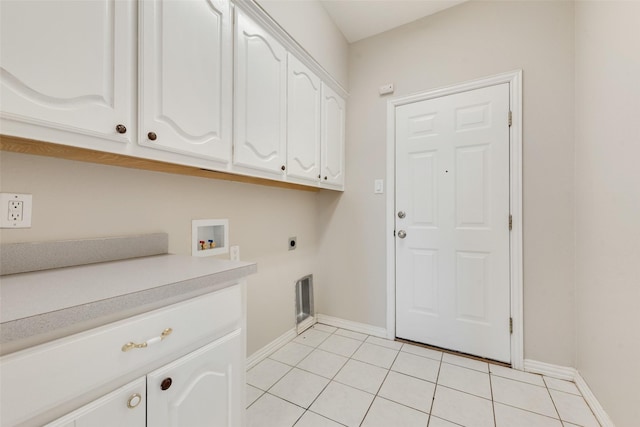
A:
[1,193,32,228]
[230,245,240,261]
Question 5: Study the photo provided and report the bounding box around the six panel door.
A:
[395,83,511,363]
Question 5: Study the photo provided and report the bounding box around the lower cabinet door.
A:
[44,378,146,427]
[147,329,243,427]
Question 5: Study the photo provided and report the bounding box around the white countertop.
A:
[0,254,256,354]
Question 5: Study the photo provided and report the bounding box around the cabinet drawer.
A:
[0,285,241,426]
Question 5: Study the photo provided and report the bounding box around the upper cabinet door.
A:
[321,83,346,188]
[287,54,321,183]
[234,10,287,175]
[0,0,134,142]
[139,0,232,163]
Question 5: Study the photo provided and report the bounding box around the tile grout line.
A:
[489,367,497,427]
[544,377,565,423]
[251,324,595,427]
[426,351,444,427]
[257,326,336,425]
[356,340,403,426]
[295,325,365,427]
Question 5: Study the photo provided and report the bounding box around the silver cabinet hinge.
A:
[509,214,513,231]
[508,111,513,127]
[509,317,513,334]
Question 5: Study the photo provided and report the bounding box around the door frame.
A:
[385,70,524,369]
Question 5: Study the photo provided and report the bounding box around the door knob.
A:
[397,230,407,239]
[115,124,127,134]
[148,131,157,141]
[397,211,406,219]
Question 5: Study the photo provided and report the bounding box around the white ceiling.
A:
[319,0,468,43]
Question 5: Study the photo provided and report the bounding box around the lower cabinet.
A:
[45,330,243,427]
[147,329,243,427]
[1,285,246,427]
[45,378,146,427]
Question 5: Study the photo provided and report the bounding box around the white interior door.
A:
[395,83,511,363]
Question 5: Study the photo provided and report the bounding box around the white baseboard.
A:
[524,359,576,381]
[246,327,297,370]
[524,359,615,427]
[575,372,615,427]
[316,313,387,338]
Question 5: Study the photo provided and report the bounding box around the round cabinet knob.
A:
[115,124,127,134]
[397,230,407,239]
[160,377,172,391]
[127,393,142,409]
[324,176,328,180]
[281,165,286,171]
[148,132,157,141]
[397,211,406,219]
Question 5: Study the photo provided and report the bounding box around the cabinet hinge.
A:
[508,111,513,127]
[509,214,513,231]
[509,317,513,334]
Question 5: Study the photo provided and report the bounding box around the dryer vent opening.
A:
[295,274,314,334]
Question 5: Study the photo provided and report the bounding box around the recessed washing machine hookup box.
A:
[192,219,229,256]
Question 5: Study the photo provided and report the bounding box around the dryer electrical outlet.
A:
[1,193,32,228]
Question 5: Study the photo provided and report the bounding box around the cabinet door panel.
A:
[0,0,134,142]
[139,0,232,162]
[44,378,145,427]
[234,10,287,175]
[287,54,321,182]
[321,83,346,188]
[147,329,243,427]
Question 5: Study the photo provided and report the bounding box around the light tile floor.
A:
[246,324,601,427]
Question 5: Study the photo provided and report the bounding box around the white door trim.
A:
[385,70,524,369]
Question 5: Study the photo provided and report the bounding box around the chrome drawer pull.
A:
[121,328,173,352]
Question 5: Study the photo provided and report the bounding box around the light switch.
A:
[374,179,384,194]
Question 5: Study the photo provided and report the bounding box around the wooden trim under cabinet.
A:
[0,135,318,192]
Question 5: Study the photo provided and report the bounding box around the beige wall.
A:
[574,1,640,425]
[0,152,319,355]
[256,0,349,88]
[316,0,577,367]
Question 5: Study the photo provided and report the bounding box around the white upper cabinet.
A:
[139,0,232,163]
[286,54,321,183]
[233,9,287,176]
[0,0,134,143]
[321,83,346,189]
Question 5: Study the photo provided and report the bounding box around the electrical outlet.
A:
[9,200,23,222]
[230,245,240,261]
[1,193,32,228]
